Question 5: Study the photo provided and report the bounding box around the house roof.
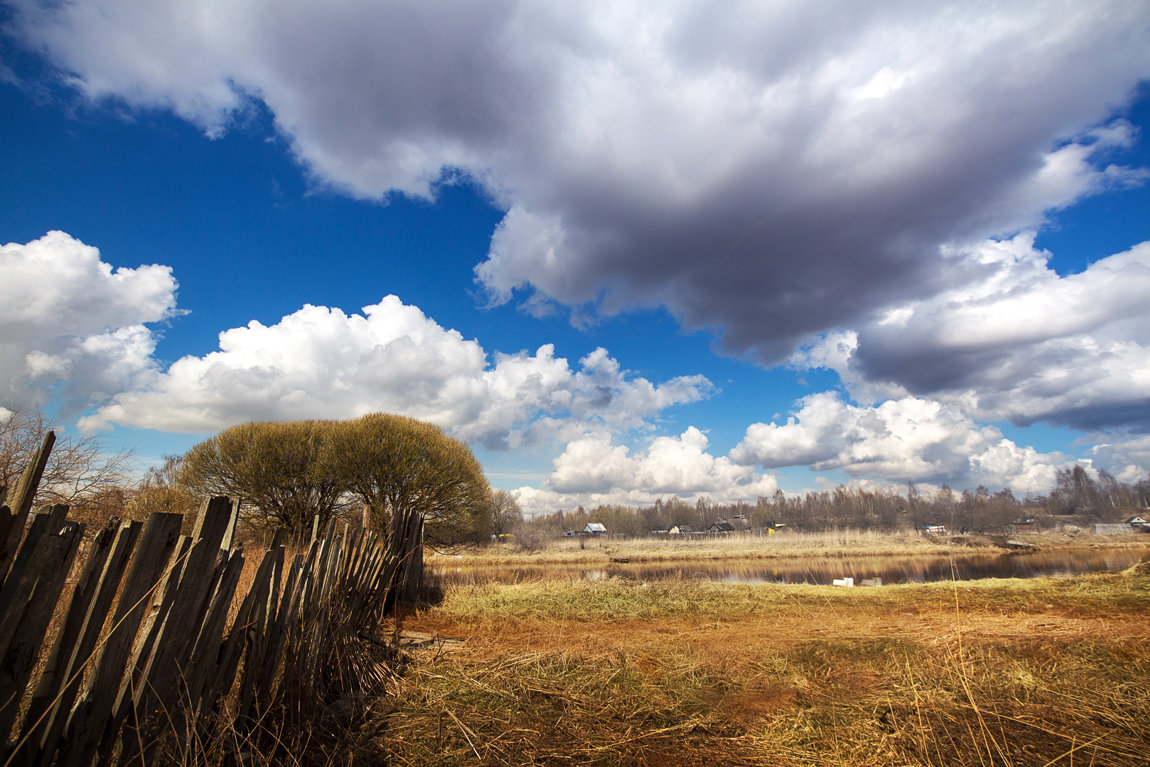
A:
[584,522,607,532]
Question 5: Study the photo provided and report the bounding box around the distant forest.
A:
[526,465,1150,537]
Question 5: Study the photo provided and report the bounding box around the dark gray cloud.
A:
[808,237,1150,432]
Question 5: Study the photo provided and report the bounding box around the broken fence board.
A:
[58,512,183,767]
[0,512,83,743]
[18,518,137,767]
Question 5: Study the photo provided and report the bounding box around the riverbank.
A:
[428,528,1150,567]
[377,565,1150,765]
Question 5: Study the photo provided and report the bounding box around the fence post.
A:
[0,506,83,742]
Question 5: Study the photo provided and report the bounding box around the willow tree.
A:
[328,413,490,602]
[178,420,344,537]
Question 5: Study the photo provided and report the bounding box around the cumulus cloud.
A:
[512,427,778,517]
[1088,436,1150,485]
[796,234,1150,432]
[730,392,1066,492]
[81,295,712,445]
[0,231,178,410]
[11,0,1150,368]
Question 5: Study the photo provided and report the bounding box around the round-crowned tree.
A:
[178,413,490,602]
[327,413,490,602]
[177,420,344,538]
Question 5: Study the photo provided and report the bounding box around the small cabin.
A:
[584,522,607,536]
[1009,518,1040,535]
[709,520,736,534]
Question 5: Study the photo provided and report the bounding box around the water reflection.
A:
[434,549,1150,587]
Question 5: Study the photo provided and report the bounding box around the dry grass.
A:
[377,567,1150,765]
[429,529,1150,568]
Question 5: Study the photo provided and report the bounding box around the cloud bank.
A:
[0,230,1121,507]
[794,234,1150,434]
[730,392,1063,493]
[81,293,712,448]
[0,231,177,411]
[13,2,1150,372]
[8,2,1150,502]
[514,427,779,517]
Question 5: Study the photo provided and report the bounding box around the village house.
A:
[1009,517,1040,535]
[583,522,607,537]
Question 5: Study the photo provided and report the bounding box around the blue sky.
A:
[3,1,1149,515]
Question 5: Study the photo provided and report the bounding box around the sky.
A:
[2,0,1150,517]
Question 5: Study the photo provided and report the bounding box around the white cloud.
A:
[512,427,778,517]
[1088,437,1150,485]
[730,392,1066,492]
[12,0,1150,367]
[797,234,1150,432]
[0,231,177,410]
[81,295,712,447]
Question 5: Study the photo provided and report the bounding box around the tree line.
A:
[522,466,1150,539]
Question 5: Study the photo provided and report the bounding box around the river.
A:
[433,547,1150,587]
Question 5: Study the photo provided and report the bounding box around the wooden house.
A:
[1009,517,1040,535]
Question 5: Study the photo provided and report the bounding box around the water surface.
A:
[434,548,1150,587]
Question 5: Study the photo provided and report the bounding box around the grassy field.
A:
[427,528,1150,567]
[371,554,1150,766]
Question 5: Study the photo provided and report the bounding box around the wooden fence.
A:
[0,433,400,766]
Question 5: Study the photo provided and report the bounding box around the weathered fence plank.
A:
[19,518,140,767]
[0,502,25,589]
[0,507,84,742]
[7,432,55,520]
[58,513,184,767]
[210,537,281,723]
[0,438,399,767]
[117,497,236,762]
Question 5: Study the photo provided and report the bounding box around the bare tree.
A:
[489,489,522,539]
[0,406,133,508]
[126,454,199,528]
